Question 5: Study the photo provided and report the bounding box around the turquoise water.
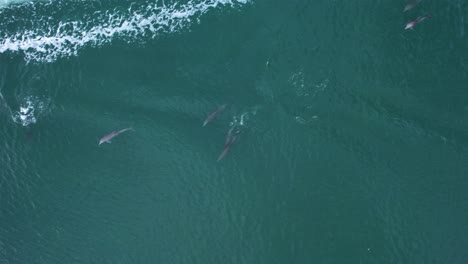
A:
[1,0,468,263]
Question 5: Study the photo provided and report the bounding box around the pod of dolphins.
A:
[99,104,237,162]
[404,0,431,30]
[98,0,432,161]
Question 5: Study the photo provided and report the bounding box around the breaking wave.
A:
[0,0,250,63]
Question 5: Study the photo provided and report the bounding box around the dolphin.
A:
[404,0,421,12]
[99,127,133,145]
[405,15,431,30]
[217,134,238,162]
[224,126,241,145]
[218,127,242,162]
[203,104,226,127]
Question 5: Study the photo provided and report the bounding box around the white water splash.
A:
[0,0,250,63]
[12,96,50,126]
[229,105,259,128]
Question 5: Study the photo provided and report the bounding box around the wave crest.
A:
[0,0,250,62]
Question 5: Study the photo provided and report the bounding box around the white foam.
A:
[12,95,50,126]
[0,0,34,8]
[0,0,250,62]
[229,105,258,128]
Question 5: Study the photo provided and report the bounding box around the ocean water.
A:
[1,0,468,263]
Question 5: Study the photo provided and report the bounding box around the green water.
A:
[1,0,468,263]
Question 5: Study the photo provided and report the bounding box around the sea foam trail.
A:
[0,0,250,63]
[0,0,32,8]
